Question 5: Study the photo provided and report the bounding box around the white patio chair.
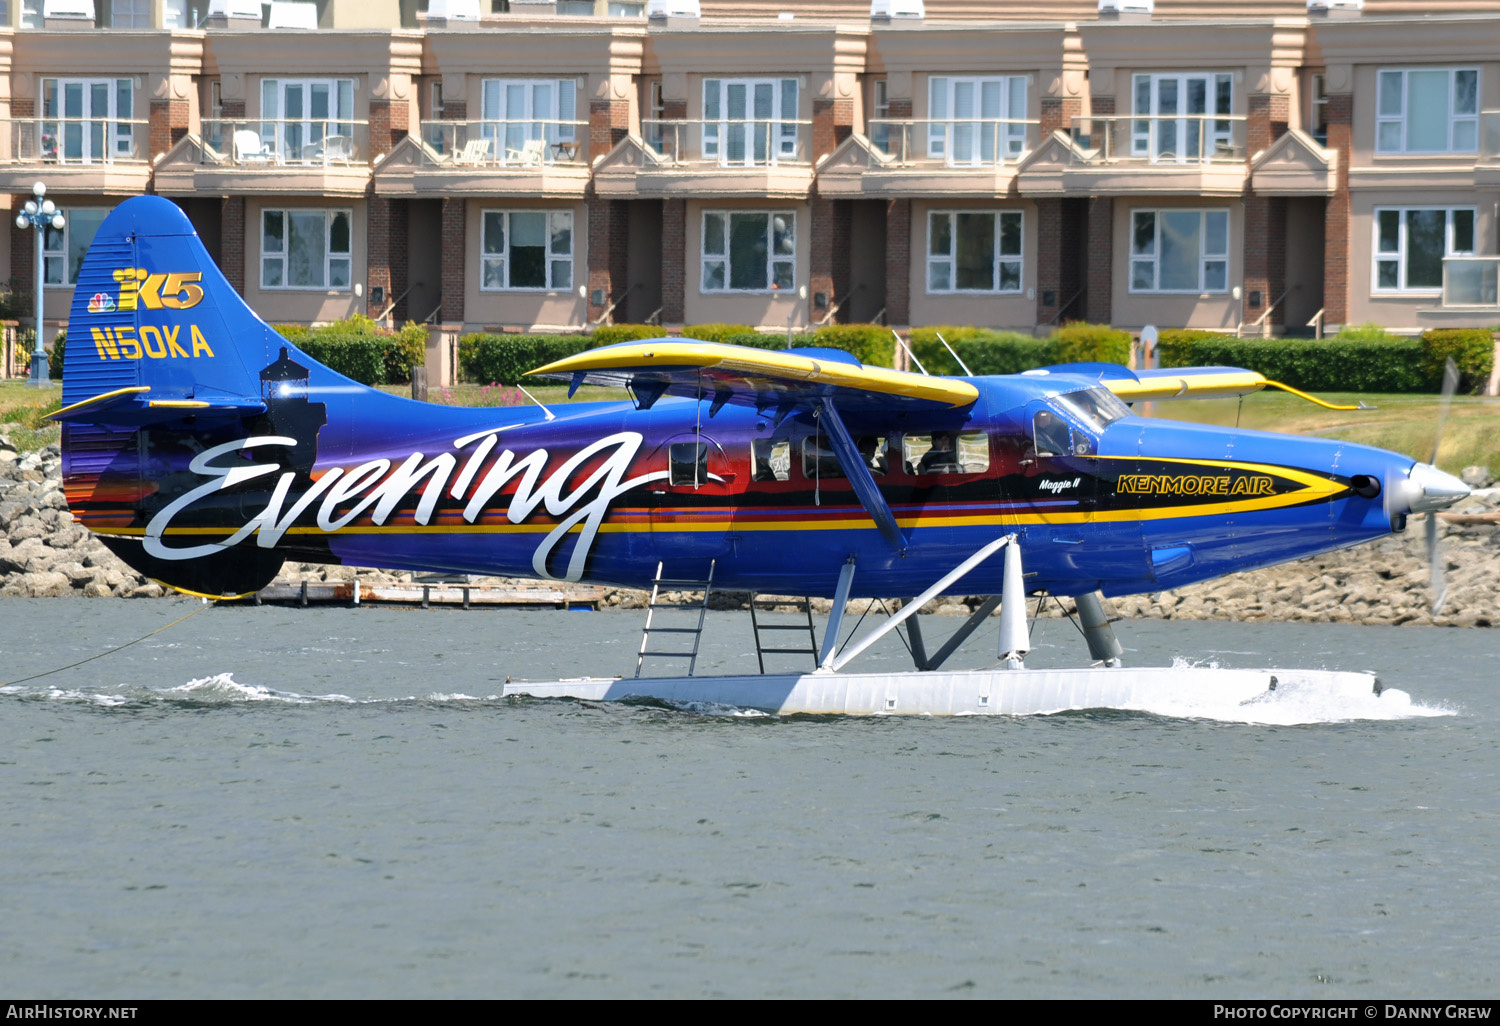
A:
[233,129,273,164]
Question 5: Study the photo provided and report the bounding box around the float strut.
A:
[998,538,1029,669]
[818,557,857,670]
[1074,591,1123,667]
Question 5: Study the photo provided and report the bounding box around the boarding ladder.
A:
[748,594,821,673]
[635,561,715,678]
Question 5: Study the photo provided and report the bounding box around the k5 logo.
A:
[112,268,205,311]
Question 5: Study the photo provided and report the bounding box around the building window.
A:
[1376,68,1478,154]
[480,210,574,291]
[1373,207,1475,292]
[163,0,192,27]
[110,0,150,26]
[555,1,592,15]
[703,78,800,166]
[608,1,644,14]
[1308,73,1328,144]
[927,211,1022,294]
[480,78,578,163]
[870,78,890,153]
[928,76,1026,164]
[262,209,353,291]
[701,211,795,293]
[645,79,665,153]
[260,78,356,162]
[424,81,445,153]
[1130,209,1229,294]
[42,78,134,164]
[1131,72,1233,162]
[42,209,107,286]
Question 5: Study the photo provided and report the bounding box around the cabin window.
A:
[481,210,574,291]
[903,432,989,476]
[669,442,707,486]
[479,78,579,163]
[42,208,107,286]
[927,76,1027,164]
[41,78,135,164]
[1376,68,1478,154]
[1032,410,1075,458]
[261,208,352,291]
[702,211,795,293]
[1130,209,1229,294]
[927,210,1022,294]
[1373,207,1475,292]
[751,438,792,482]
[803,438,843,479]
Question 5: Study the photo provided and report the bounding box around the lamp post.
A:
[15,181,64,388]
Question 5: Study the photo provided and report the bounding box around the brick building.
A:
[1,0,1498,341]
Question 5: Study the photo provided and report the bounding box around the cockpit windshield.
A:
[1055,387,1131,434]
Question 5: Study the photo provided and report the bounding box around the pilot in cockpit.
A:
[1032,409,1073,458]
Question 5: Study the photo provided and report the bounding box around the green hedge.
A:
[592,323,667,346]
[458,334,594,385]
[1157,328,1496,394]
[269,316,427,385]
[908,323,1130,377]
[681,323,756,343]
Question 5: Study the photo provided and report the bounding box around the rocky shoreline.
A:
[3,436,1496,627]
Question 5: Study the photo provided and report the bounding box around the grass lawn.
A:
[7,377,1492,476]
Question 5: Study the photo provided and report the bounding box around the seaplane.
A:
[51,197,1471,716]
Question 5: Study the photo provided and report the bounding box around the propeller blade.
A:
[1426,357,1458,616]
[1426,511,1449,616]
[1429,357,1459,466]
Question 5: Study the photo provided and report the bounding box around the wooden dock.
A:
[241,580,610,610]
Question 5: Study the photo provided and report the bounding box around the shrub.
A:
[1336,322,1402,343]
[297,336,388,385]
[1158,335,1430,393]
[48,329,66,380]
[273,323,314,344]
[458,334,594,385]
[725,332,795,350]
[799,323,895,367]
[1155,328,1236,366]
[383,322,429,384]
[1419,328,1495,395]
[592,323,668,346]
[909,327,1041,375]
[1049,321,1133,365]
[682,323,755,343]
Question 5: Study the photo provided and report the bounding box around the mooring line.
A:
[1,600,215,688]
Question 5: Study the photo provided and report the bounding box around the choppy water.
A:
[0,598,1495,998]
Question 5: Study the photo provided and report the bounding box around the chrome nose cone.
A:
[1397,462,1471,515]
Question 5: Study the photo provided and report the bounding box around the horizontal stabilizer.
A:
[527,340,979,414]
[49,385,266,426]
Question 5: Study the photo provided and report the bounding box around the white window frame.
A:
[927,76,1027,165]
[261,208,353,292]
[1131,72,1233,163]
[1372,206,1476,294]
[110,0,150,27]
[42,208,108,287]
[41,78,134,164]
[703,78,800,167]
[926,210,1024,295]
[260,78,356,162]
[480,78,578,163]
[869,78,890,153]
[1375,68,1479,155]
[701,210,796,294]
[479,209,575,293]
[1129,208,1231,295]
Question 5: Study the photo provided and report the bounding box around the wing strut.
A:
[817,398,905,553]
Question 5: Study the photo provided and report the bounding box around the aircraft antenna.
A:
[891,329,929,376]
[515,384,556,421]
[935,331,972,376]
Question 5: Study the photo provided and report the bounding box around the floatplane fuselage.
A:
[51,198,1469,714]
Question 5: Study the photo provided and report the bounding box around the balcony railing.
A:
[642,118,813,168]
[2,117,150,165]
[200,118,370,168]
[867,118,1037,169]
[1442,256,1500,307]
[418,120,589,168]
[1069,114,1249,165]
